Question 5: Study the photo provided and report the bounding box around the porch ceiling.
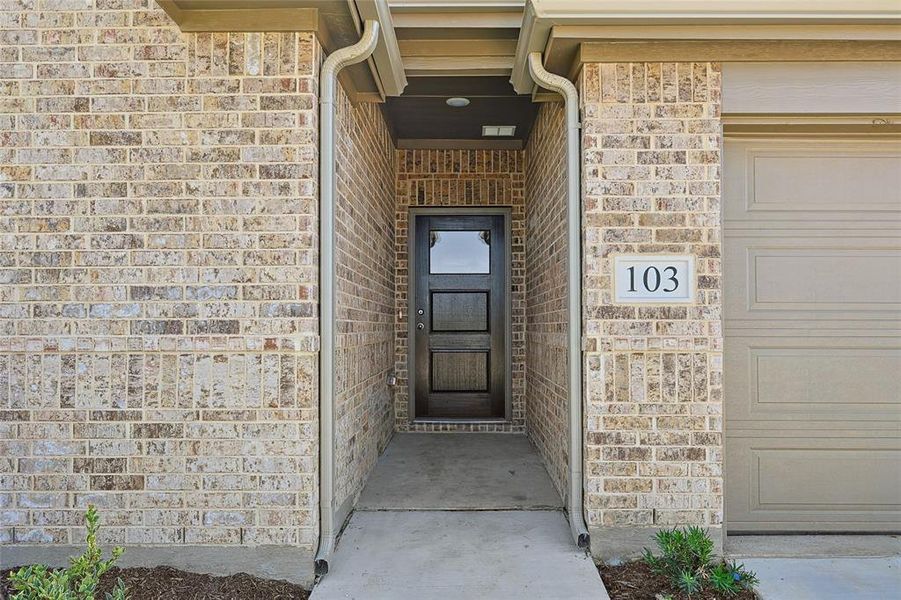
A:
[385,76,536,149]
[385,0,535,148]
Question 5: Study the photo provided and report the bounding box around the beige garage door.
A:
[724,136,901,532]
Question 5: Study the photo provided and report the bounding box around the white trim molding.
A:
[354,0,408,97]
[511,0,901,93]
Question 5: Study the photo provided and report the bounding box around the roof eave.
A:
[510,0,901,94]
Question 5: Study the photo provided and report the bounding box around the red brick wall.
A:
[333,82,396,509]
[525,103,569,497]
[394,150,526,432]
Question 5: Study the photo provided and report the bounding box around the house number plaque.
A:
[613,255,695,304]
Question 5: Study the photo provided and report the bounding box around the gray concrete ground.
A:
[740,557,900,600]
[729,536,901,600]
[356,433,562,510]
[310,510,607,600]
[312,433,606,599]
[315,433,901,599]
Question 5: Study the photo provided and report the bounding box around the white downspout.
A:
[315,19,380,575]
[527,52,590,549]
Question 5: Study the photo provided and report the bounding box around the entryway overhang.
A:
[156,1,901,128]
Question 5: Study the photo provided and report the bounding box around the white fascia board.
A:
[388,0,525,11]
[511,0,901,94]
[527,1,901,23]
[355,0,408,97]
[510,0,548,94]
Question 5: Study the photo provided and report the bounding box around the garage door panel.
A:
[726,338,901,422]
[756,449,900,508]
[725,135,901,533]
[753,249,901,308]
[751,153,901,212]
[724,139,901,221]
[724,237,901,321]
[726,438,901,532]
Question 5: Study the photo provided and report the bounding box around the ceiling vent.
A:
[482,125,516,137]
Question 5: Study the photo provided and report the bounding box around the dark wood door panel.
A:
[431,292,489,331]
[412,213,506,420]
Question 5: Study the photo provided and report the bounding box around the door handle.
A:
[416,322,424,330]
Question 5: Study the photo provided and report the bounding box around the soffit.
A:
[385,76,537,148]
[388,0,524,76]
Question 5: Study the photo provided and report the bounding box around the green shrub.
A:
[7,505,127,600]
[643,526,758,597]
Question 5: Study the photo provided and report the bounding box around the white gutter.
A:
[315,19,380,576]
[527,52,589,550]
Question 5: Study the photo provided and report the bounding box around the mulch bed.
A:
[599,561,757,600]
[2,566,309,600]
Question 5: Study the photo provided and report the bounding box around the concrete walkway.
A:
[741,557,900,600]
[730,535,901,600]
[310,510,605,600]
[312,433,607,599]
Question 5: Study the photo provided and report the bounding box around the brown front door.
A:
[412,213,507,419]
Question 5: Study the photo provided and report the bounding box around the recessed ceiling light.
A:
[482,125,516,137]
[446,97,470,108]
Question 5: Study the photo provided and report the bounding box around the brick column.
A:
[580,63,724,559]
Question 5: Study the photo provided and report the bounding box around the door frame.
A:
[407,206,513,423]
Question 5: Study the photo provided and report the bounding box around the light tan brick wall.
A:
[333,81,395,509]
[394,150,526,432]
[0,2,320,560]
[580,63,724,549]
[524,103,568,497]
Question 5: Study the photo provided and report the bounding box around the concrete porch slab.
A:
[739,557,901,600]
[310,510,607,600]
[355,433,562,510]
